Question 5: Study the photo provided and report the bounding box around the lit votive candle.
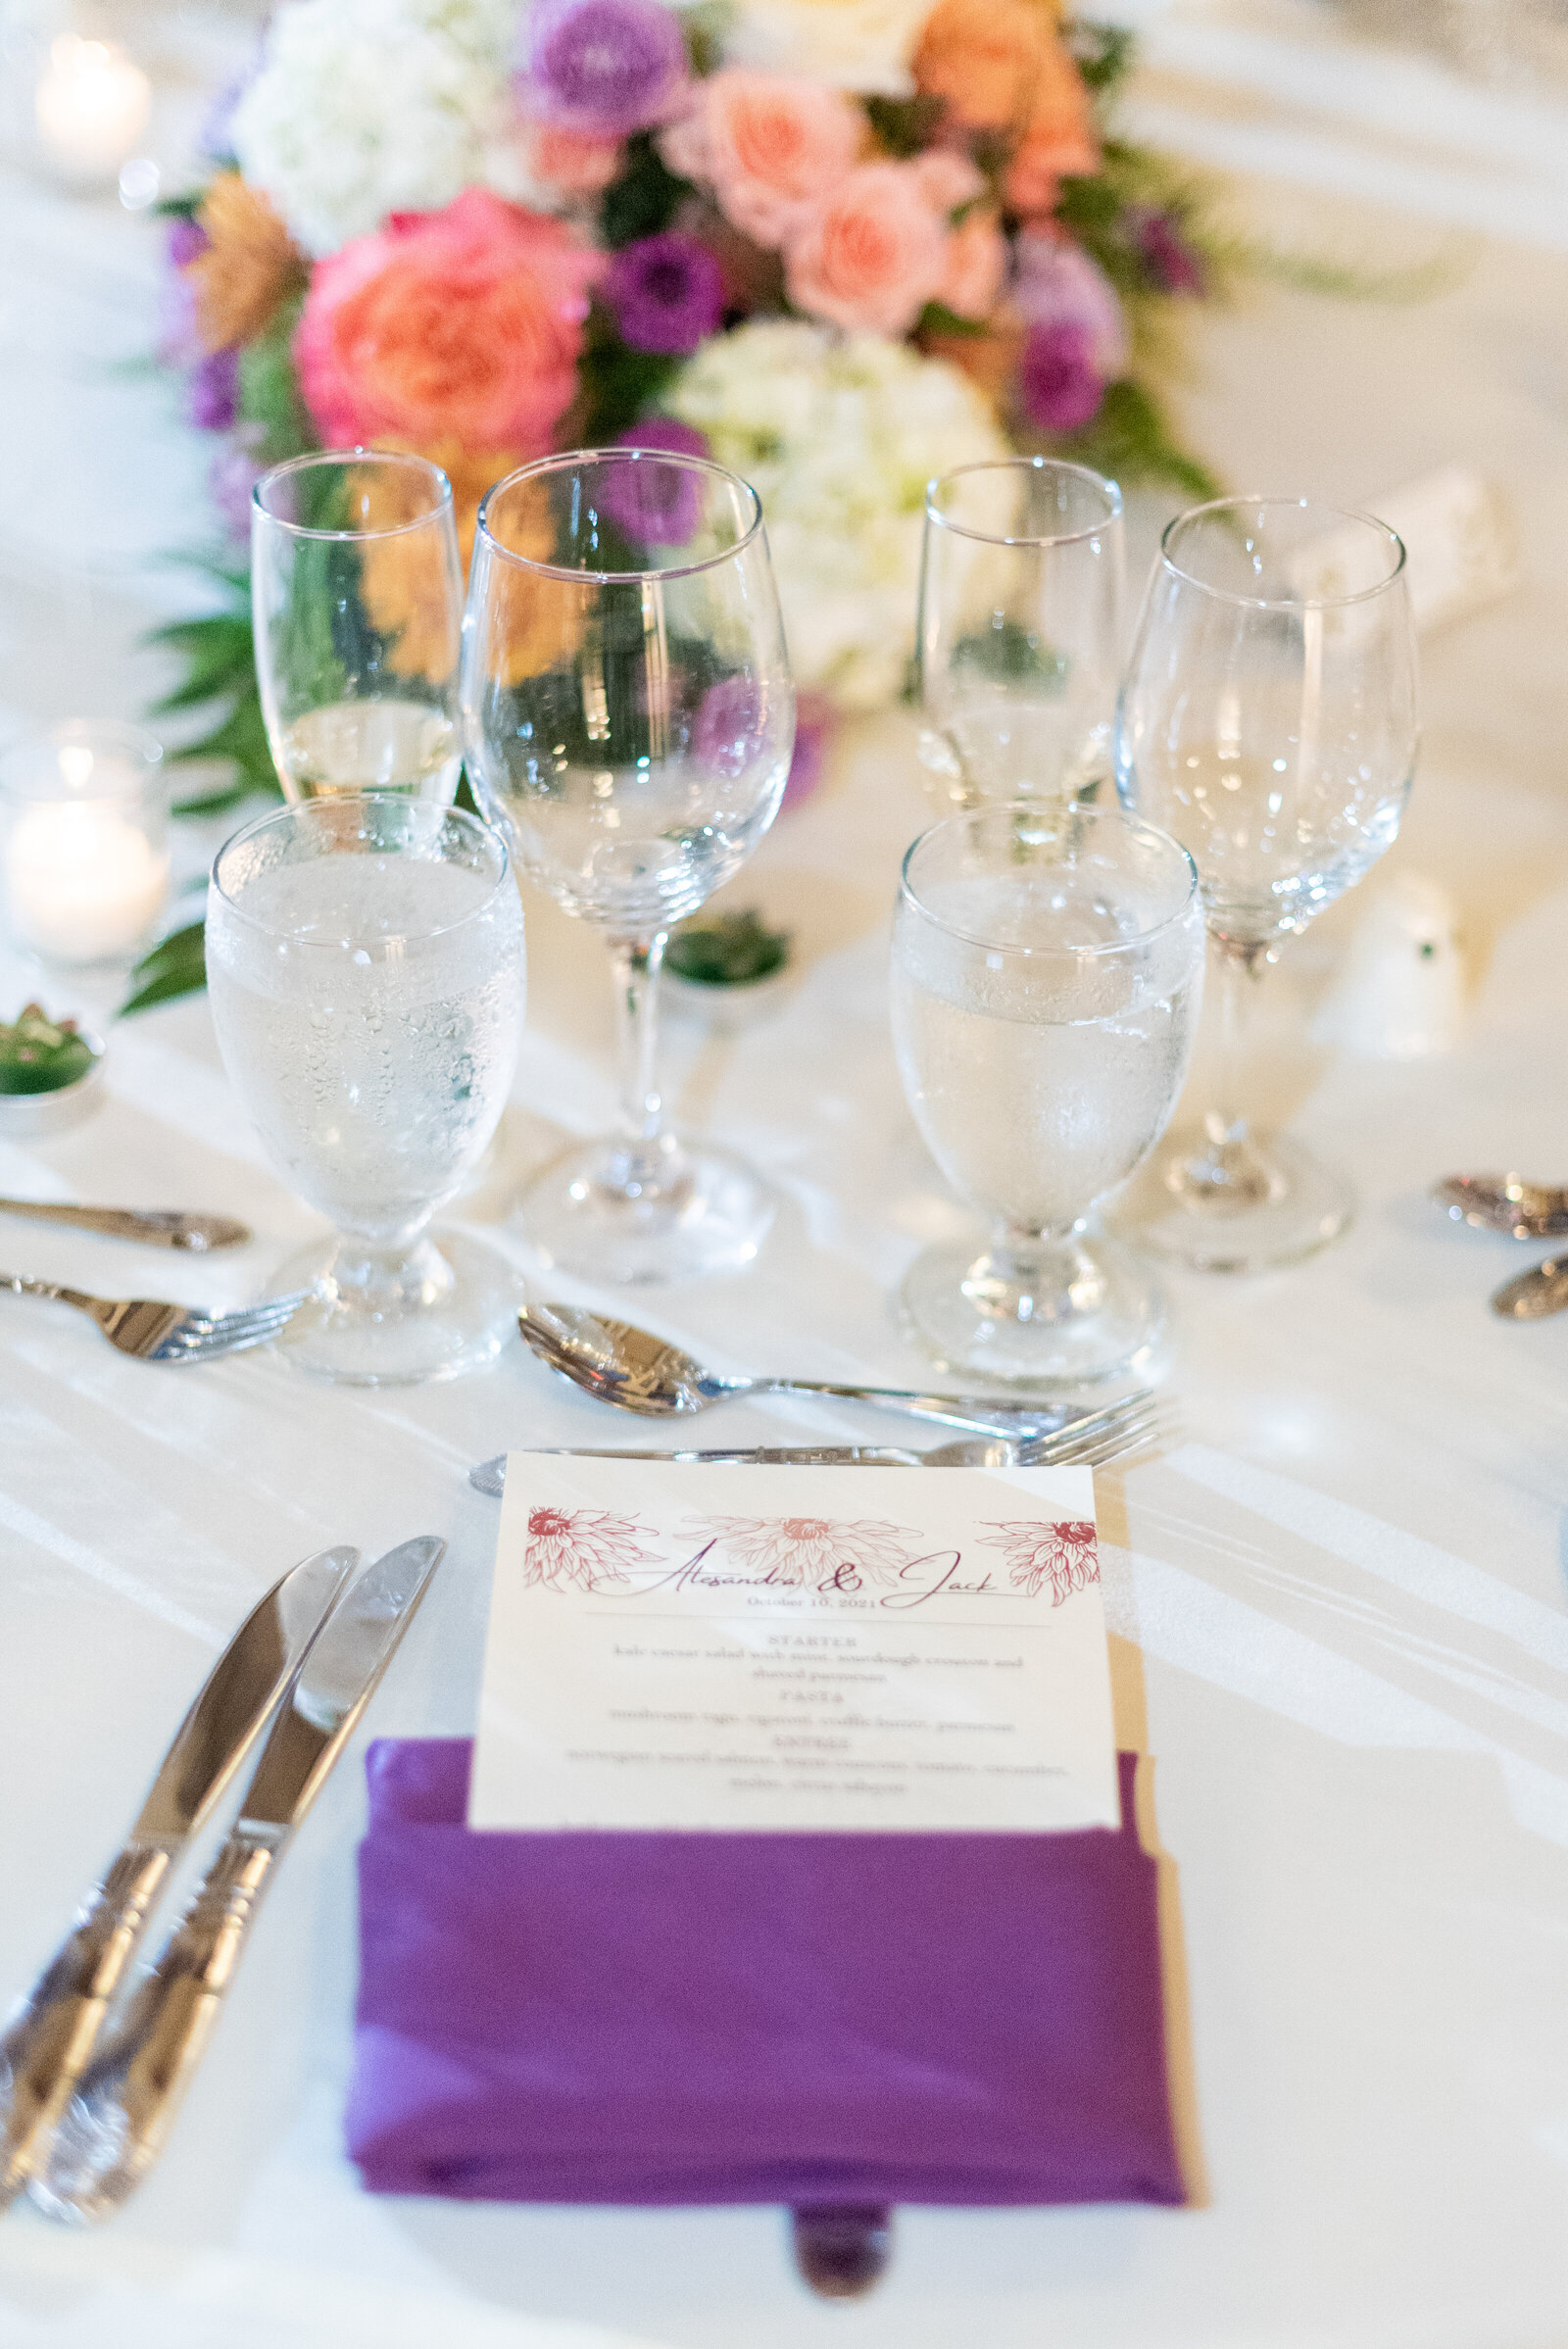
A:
[1,724,168,968]
[34,34,151,184]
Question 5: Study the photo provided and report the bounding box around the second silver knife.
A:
[34,1533,446,2224]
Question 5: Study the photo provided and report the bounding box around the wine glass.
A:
[206,796,525,1384]
[891,803,1204,1386]
[252,451,464,803]
[1115,496,1418,1269]
[461,448,795,1285]
[917,458,1124,811]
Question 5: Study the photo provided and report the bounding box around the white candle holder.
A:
[0,722,170,1008]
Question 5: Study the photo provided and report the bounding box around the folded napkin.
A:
[347,1740,1184,2208]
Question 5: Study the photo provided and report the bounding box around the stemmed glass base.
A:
[267,1228,523,1385]
[1138,1130,1353,1273]
[899,1229,1164,1387]
[522,1133,776,1286]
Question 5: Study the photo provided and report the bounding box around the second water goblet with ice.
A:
[207,797,525,1384]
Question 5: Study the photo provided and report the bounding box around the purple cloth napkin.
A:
[347,1739,1184,2208]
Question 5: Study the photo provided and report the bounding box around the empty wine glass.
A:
[917,458,1123,811]
[1115,496,1417,1269]
[253,450,464,803]
[461,448,795,1285]
[892,804,1203,1386]
[207,796,525,1384]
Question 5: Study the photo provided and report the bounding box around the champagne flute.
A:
[892,803,1204,1386]
[917,458,1123,811]
[461,448,795,1285]
[1115,496,1418,1269]
[252,451,464,803]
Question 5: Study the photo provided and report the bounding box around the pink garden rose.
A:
[525,120,624,194]
[296,188,599,452]
[662,71,862,249]
[784,161,948,335]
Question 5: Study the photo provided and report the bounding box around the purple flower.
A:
[209,433,266,545]
[1018,321,1104,434]
[597,445,705,548]
[521,0,688,137]
[694,673,762,778]
[188,348,238,432]
[167,214,208,269]
[606,232,723,355]
[1012,233,1128,377]
[612,416,709,461]
[780,693,833,811]
[1130,207,1205,297]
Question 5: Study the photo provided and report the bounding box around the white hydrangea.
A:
[717,0,936,94]
[667,321,1010,712]
[230,0,517,256]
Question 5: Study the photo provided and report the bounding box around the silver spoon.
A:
[517,1300,1102,1441]
[1434,1175,1568,1241]
[1492,1257,1568,1319]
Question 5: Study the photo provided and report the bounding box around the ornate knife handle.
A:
[0,1201,251,1250]
[35,1833,280,2224]
[0,1842,172,2207]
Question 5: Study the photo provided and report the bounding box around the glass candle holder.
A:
[0,722,168,983]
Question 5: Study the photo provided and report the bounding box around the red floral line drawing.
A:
[522,1504,663,1590]
[687,1513,924,1587]
[979,1520,1099,1605]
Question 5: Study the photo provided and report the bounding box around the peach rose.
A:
[295,188,600,453]
[913,0,1055,132]
[1005,39,1100,214]
[910,148,986,217]
[661,72,863,249]
[525,120,624,195]
[784,161,948,336]
[937,209,1006,319]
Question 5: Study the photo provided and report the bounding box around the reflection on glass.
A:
[462,448,795,1285]
[1116,496,1418,1269]
[918,458,1123,812]
[252,450,464,804]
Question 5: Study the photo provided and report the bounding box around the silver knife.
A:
[468,1444,926,1493]
[33,1534,445,2224]
[0,1542,358,2209]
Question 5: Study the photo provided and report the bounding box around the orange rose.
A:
[1004,39,1100,214]
[913,0,1055,132]
[937,210,1007,319]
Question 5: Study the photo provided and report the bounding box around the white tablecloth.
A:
[4,13,1568,2345]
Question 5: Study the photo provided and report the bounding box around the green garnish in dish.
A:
[0,1004,98,1095]
[665,908,790,986]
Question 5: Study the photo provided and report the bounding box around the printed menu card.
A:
[471,1460,1117,1834]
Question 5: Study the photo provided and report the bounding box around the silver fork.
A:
[0,1274,310,1363]
[467,1389,1167,1493]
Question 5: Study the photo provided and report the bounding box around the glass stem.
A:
[610,931,668,1172]
[1192,936,1276,1199]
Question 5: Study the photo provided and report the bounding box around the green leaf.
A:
[1058,378,1222,503]
[168,685,282,801]
[917,301,989,338]
[1070,22,1136,94]
[122,922,208,1016]
[864,93,947,158]
[237,298,314,466]
[601,134,691,248]
[577,320,681,441]
[666,908,790,985]
[679,0,731,76]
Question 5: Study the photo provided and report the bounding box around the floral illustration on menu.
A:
[979,1518,1099,1604]
[688,1513,925,1586]
[523,1503,663,1589]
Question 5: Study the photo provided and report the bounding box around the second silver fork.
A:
[1,1274,310,1363]
[467,1390,1165,1493]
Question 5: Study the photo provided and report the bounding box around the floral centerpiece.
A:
[155,0,1222,819]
